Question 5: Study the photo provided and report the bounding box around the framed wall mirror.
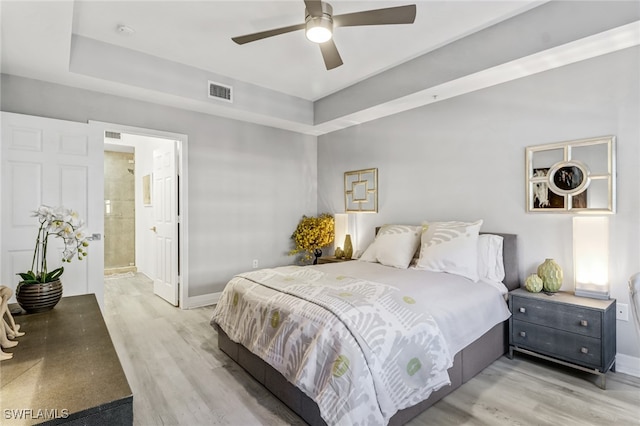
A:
[526,136,616,213]
[345,168,378,213]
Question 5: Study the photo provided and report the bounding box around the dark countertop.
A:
[0,294,132,425]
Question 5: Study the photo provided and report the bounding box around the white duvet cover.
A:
[211,262,511,425]
[319,261,512,355]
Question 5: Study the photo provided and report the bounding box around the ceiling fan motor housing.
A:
[305,2,333,43]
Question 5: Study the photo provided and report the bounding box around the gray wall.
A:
[1,74,317,297]
[317,47,640,359]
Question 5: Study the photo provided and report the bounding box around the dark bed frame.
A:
[216,233,519,425]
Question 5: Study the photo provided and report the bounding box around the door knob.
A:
[150,226,157,232]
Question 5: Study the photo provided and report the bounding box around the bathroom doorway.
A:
[101,129,182,306]
[94,120,188,308]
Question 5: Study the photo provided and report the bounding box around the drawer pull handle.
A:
[581,347,589,354]
[519,307,526,313]
[519,331,526,338]
[580,320,588,327]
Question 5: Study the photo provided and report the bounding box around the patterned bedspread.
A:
[211,266,453,425]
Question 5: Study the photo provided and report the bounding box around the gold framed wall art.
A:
[345,168,378,213]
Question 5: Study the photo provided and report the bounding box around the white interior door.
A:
[152,143,179,306]
[1,112,104,304]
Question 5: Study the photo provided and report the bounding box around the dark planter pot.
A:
[16,280,63,313]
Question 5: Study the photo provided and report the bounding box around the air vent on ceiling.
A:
[105,131,121,140]
[208,81,233,103]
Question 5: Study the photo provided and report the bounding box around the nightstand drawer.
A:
[511,295,601,338]
[512,320,602,369]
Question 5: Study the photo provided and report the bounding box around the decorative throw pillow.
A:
[477,234,505,283]
[415,220,483,281]
[358,224,422,269]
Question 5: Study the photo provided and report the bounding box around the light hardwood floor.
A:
[103,274,640,426]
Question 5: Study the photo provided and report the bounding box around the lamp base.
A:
[575,288,610,300]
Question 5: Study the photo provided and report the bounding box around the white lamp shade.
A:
[334,214,348,251]
[573,216,609,299]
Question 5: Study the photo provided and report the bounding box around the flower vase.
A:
[343,235,353,260]
[16,280,63,313]
[313,249,322,265]
[537,258,563,292]
[524,274,543,293]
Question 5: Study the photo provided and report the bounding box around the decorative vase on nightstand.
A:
[525,274,543,293]
[343,235,353,260]
[537,258,563,292]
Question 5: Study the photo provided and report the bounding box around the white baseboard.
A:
[182,292,221,309]
[615,353,640,378]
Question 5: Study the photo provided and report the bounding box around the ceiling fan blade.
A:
[319,39,343,70]
[232,23,306,45]
[333,4,416,27]
[304,0,324,17]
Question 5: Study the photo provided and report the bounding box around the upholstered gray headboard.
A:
[482,232,519,292]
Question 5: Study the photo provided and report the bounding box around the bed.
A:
[211,227,519,426]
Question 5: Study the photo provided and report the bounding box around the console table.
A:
[0,294,133,425]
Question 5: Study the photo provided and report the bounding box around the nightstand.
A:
[508,288,616,389]
[317,257,354,264]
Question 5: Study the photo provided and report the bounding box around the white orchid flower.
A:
[21,204,90,283]
[32,205,54,222]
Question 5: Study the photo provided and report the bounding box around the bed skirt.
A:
[216,320,507,426]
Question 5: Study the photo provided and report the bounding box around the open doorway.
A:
[99,126,187,308]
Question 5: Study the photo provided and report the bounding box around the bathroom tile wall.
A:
[104,151,136,271]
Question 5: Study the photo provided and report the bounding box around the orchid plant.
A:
[17,205,89,285]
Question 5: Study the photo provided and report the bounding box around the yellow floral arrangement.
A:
[289,213,335,262]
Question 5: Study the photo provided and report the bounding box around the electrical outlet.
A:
[616,303,629,321]
[252,259,259,269]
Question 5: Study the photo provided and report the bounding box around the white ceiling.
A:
[3,1,543,101]
[1,1,638,135]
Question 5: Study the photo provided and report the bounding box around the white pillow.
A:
[477,234,505,283]
[415,220,483,281]
[358,224,422,269]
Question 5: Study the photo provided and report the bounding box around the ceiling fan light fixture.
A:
[305,19,332,43]
[305,2,334,43]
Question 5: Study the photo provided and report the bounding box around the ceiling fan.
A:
[231,0,417,70]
